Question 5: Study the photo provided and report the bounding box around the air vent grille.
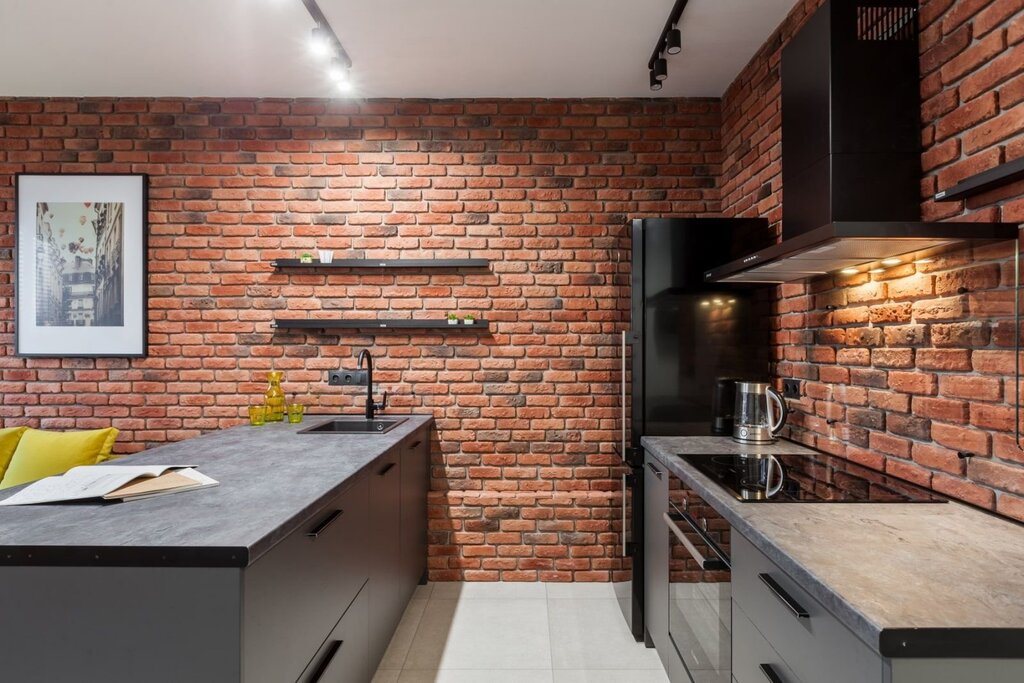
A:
[857,5,917,41]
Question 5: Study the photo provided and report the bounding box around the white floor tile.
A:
[545,582,619,600]
[403,598,552,670]
[548,599,663,670]
[553,670,670,683]
[412,582,434,600]
[378,599,429,670]
[398,670,554,682]
[371,670,401,683]
[431,581,547,600]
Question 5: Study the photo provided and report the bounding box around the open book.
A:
[0,465,218,506]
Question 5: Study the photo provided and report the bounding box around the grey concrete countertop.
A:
[0,414,433,568]
[643,435,1024,658]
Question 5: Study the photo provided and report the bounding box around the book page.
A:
[0,465,190,506]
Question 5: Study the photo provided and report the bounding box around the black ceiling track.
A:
[934,156,1024,203]
[648,0,690,70]
[300,0,352,68]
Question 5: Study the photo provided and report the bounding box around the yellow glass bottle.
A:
[264,370,285,422]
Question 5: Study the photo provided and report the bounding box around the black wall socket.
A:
[328,370,368,386]
[782,379,801,399]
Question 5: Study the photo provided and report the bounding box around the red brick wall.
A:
[0,97,721,580]
[720,0,1024,520]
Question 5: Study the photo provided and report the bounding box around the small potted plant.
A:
[463,313,475,325]
[447,313,459,325]
[299,251,313,264]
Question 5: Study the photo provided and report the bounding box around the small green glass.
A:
[287,403,305,424]
[248,405,266,426]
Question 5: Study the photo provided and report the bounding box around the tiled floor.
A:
[372,582,669,683]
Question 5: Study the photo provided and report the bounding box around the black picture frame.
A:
[14,173,148,358]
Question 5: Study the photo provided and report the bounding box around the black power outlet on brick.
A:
[782,379,801,399]
[328,370,368,386]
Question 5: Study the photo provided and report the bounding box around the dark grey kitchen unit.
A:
[641,436,1024,683]
[643,451,670,670]
[0,416,433,683]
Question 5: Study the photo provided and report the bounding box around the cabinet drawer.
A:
[733,603,803,683]
[731,533,881,683]
[244,476,369,683]
[297,583,369,683]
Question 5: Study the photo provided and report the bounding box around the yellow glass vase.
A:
[264,370,285,422]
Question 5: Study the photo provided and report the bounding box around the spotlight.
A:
[329,58,348,84]
[840,268,859,275]
[666,28,682,55]
[649,71,663,91]
[881,257,903,266]
[869,268,885,274]
[914,258,933,264]
[653,57,668,81]
[700,301,710,307]
[309,26,331,57]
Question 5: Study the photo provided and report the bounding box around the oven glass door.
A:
[667,476,732,682]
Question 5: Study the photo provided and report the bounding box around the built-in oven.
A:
[664,469,732,682]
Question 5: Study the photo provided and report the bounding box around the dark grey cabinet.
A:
[368,447,404,670]
[400,431,429,599]
[297,585,370,683]
[643,450,670,670]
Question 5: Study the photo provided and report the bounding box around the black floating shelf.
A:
[272,258,490,269]
[272,318,490,330]
[935,156,1024,202]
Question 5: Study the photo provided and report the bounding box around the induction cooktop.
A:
[680,452,948,503]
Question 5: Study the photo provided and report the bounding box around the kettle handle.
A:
[765,455,785,498]
[767,387,789,436]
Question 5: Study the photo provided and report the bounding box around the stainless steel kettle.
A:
[732,381,788,444]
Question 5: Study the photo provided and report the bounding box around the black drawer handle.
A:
[646,461,662,479]
[378,462,396,476]
[307,509,343,539]
[310,640,343,683]
[759,663,785,683]
[410,440,422,449]
[759,573,809,619]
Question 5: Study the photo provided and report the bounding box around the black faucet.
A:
[357,349,387,419]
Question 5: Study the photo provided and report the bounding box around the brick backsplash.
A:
[721,0,1024,521]
[0,97,721,580]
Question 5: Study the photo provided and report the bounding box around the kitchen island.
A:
[0,414,433,683]
[643,435,1024,683]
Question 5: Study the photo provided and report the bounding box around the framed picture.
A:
[15,174,147,357]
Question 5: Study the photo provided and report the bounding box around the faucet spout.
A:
[357,349,375,419]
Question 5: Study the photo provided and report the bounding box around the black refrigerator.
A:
[616,217,772,642]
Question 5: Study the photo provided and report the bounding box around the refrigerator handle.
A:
[621,330,627,459]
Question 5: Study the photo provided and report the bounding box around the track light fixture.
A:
[653,58,668,82]
[301,0,355,94]
[647,0,690,89]
[666,28,682,55]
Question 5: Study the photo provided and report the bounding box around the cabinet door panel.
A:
[368,452,403,670]
[400,428,429,600]
[244,477,369,683]
[297,585,370,683]
[644,451,670,671]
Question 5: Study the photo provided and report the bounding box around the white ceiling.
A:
[0,0,798,99]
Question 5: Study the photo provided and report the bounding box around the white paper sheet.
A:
[0,465,191,506]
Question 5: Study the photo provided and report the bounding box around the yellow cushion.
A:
[0,426,28,481]
[0,427,119,490]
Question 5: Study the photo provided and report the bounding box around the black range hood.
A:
[706,0,1020,285]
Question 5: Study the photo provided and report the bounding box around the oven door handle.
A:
[663,512,729,571]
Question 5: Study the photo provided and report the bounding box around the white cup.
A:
[318,250,334,264]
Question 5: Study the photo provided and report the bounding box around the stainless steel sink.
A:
[298,417,407,434]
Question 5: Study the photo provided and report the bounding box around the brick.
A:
[911,296,966,320]
[932,422,991,455]
[868,303,912,324]
[883,324,928,346]
[938,375,1002,401]
[888,371,938,395]
[917,349,972,372]
[911,442,965,475]
[888,414,931,440]
[868,389,910,413]
[968,458,1024,495]
[931,321,991,347]
[871,349,914,368]
[912,396,970,423]
[932,473,997,508]
[935,93,999,141]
